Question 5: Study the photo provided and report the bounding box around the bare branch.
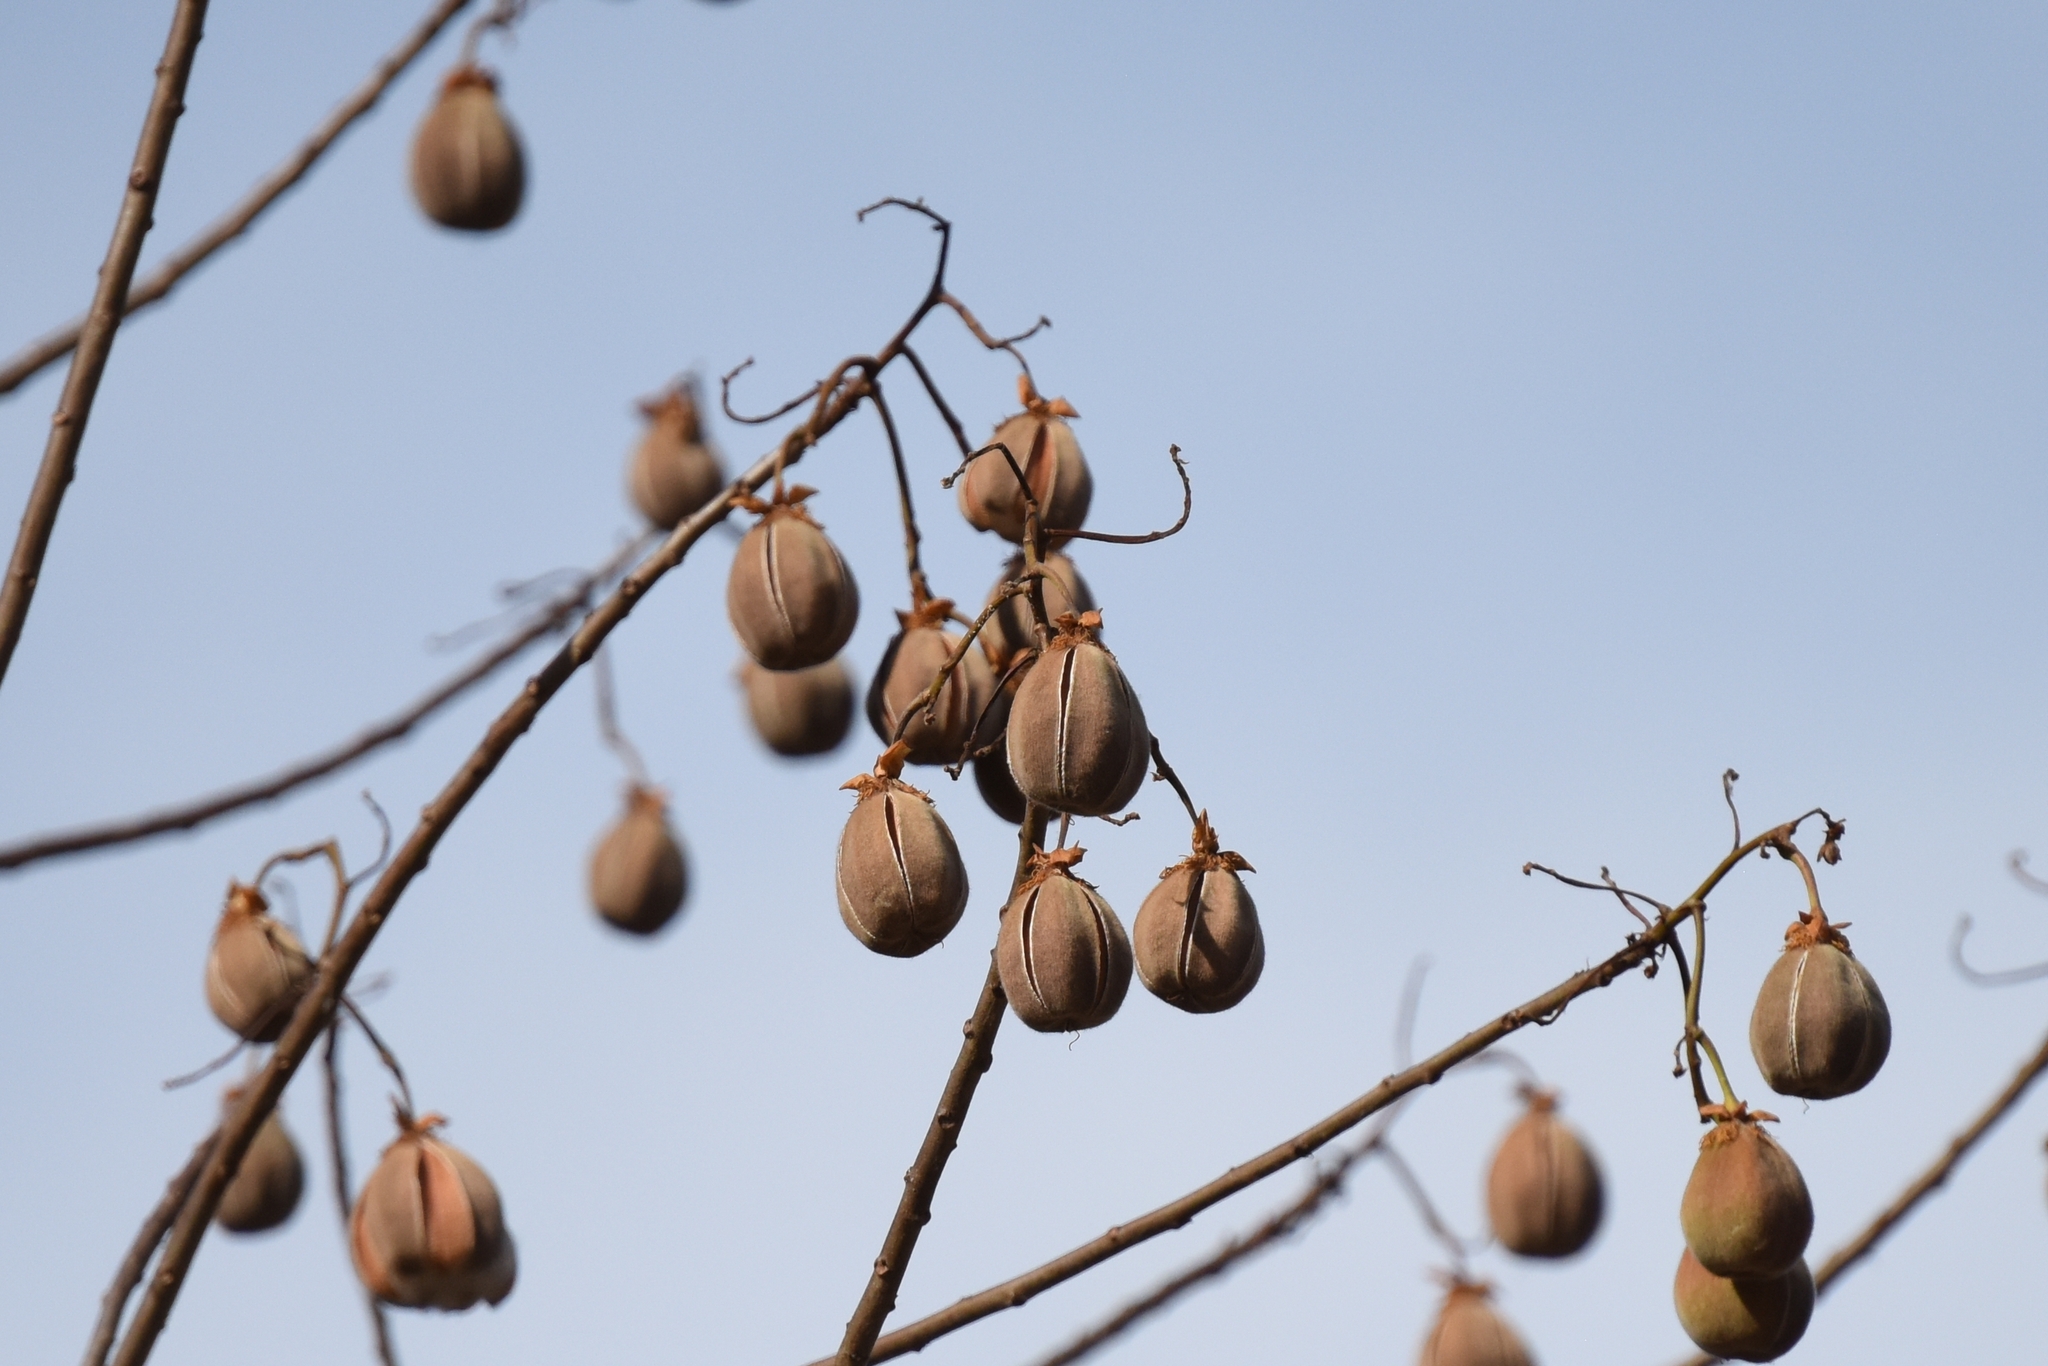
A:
[323,1025,399,1366]
[1046,446,1192,546]
[81,1130,219,1366]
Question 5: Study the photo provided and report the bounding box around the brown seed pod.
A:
[1417,1281,1536,1366]
[996,847,1133,1032]
[974,740,1029,824]
[835,745,971,957]
[408,67,525,232]
[726,487,860,670]
[1672,1249,1814,1362]
[1484,1088,1604,1259]
[1679,1110,1813,1278]
[956,379,1093,543]
[1006,611,1150,817]
[215,1091,305,1234]
[587,786,688,936]
[626,384,726,529]
[351,1110,517,1312]
[865,599,996,766]
[741,656,853,757]
[205,883,314,1043]
[984,552,1096,667]
[1133,813,1264,1013]
[1748,910,1891,1100]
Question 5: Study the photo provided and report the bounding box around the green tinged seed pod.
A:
[865,599,996,767]
[984,552,1095,667]
[1679,1111,1812,1278]
[408,67,525,232]
[587,786,687,936]
[1748,910,1890,1100]
[996,847,1132,1032]
[1133,813,1264,1013]
[726,487,860,670]
[1485,1088,1604,1259]
[956,379,1093,544]
[1006,611,1149,817]
[627,384,726,529]
[215,1091,305,1234]
[835,745,971,957]
[1672,1249,1813,1362]
[205,884,314,1043]
[1417,1281,1536,1366]
[741,656,853,757]
[351,1110,517,1312]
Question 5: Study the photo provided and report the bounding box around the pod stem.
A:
[1682,899,1742,1114]
[860,369,933,608]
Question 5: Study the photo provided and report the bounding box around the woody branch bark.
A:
[0,0,210,693]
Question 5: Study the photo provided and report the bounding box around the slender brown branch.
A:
[862,372,931,605]
[899,346,973,459]
[324,1024,398,1366]
[81,1129,219,1366]
[0,0,210,691]
[935,290,1043,381]
[1045,446,1192,546]
[721,357,824,425]
[2013,850,2048,896]
[591,645,652,786]
[888,583,1029,749]
[0,0,475,400]
[1146,737,1202,827]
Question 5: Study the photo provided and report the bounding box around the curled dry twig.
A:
[1046,445,1193,546]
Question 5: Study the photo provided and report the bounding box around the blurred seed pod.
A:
[1417,1281,1536,1366]
[587,786,688,936]
[996,847,1132,1032]
[1679,1112,1812,1279]
[408,67,525,231]
[741,656,853,757]
[957,379,1092,544]
[205,884,314,1043]
[215,1090,305,1234]
[351,1110,517,1312]
[726,487,860,670]
[627,383,726,529]
[865,598,996,767]
[1672,1248,1813,1362]
[1133,813,1263,1013]
[983,552,1095,666]
[1748,910,1890,1100]
[1006,611,1149,817]
[1484,1088,1604,1258]
[835,744,970,957]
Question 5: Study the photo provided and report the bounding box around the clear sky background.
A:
[2,2,2045,1364]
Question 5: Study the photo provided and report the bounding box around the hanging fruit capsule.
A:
[1679,1108,1812,1278]
[1484,1087,1604,1259]
[351,1109,517,1312]
[1133,813,1264,1013]
[996,847,1132,1031]
[215,1089,305,1234]
[970,661,1030,825]
[957,377,1093,544]
[1417,1280,1536,1366]
[587,786,688,936]
[983,551,1095,666]
[1672,1248,1813,1362]
[627,383,726,529]
[741,657,853,757]
[726,486,860,671]
[409,67,525,232]
[1006,611,1149,817]
[835,743,970,957]
[205,883,314,1043]
[866,598,995,767]
[1748,908,1890,1100]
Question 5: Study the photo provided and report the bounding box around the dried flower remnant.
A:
[996,847,1133,1032]
[627,384,726,529]
[1679,1109,1813,1278]
[1672,1248,1813,1362]
[587,786,688,936]
[1748,909,1890,1099]
[957,377,1093,544]
[726,486,861,671]
[983,551,1094,665]
[1484,1088,1604,1259]
[351,1110,517,1312]
[215,1090,304,1234]
[408,67,525,231]
[1417,1281,1536,1366]
[741,657,854,757]
[866,598,995,767]
[205,883,314,1043]
[1133,813,1264,1013]
[1006,611,1149,817]
[835,744,970,957]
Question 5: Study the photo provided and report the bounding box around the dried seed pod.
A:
[956,379,1093,543]
[205,883,314,1043]
[215,1091,305,1234]
[1006,611,1149,816]
[627,384,726,529]
[1679,1111,1812,1278]
[1748,910,1891,1100]
[984,552,1096,667]
[1134,813,1264,1013]
[835,746,970,957]
[741,656,853,757]
[726,487,860,670]
[351,1110,517,1312]
[1417,1281,1536,1366]
[971,659,1029,824]
[1485,1088,1604,1259]
[587,786,688,936]
[866,599,996,767]
[409,67,525,232]
[1672,1249,1814,1362]
[996,847,1133,1031]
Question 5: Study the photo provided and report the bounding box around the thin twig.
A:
[721,357,824,425]
[324,1024,399,1366]
[1146,737,1202,827]
[1950,916,2048,987]
[862,372,931,605]
[1721,769,1742,852]
[887,583,1029,750]
[341,998,415,1118]
[592,646,652,786]
[80,1130,219,1366]
[1046,446,1193,546]
[899,346,973,459]
[2011,850,2048,896]
[1377,1141,1473,1270]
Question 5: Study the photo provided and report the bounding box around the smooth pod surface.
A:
[1485,1092,1605,1258]
[835,778,970,957]
[726,502,860,670]
[216,1104,305,1234]
[742,657,853,757]
[1418,1283,1536,1366]
[1679,1118,1813,1278]
[205,885,314,1043]
[627,388,725,529]
[409,68,525,231]
[1006,614,1149,816]
[1133,825,1264,1013]
[587,787,688,935]
[958,410,1093,544]
[996,853,1132,1031]
[866,605,995,766]
[1749,916,1891,1100]
[351,1119,517,1312]
[1673,1249,1814,1362]
[985,552,1095,665]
